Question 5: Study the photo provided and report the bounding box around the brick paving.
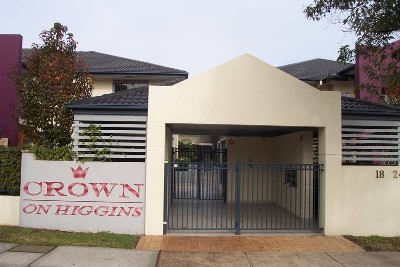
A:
[136,235,364,253]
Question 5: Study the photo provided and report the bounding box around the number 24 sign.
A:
[375,170,400,179]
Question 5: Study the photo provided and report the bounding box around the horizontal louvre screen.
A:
[73,115,147,162]
[342,120,400,165]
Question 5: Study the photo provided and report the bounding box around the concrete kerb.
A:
[31,246,159,267]
[0,242,18,253]
[0,243,159,267]
[0,251,45,267]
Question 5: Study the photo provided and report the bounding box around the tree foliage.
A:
[305,0,400,104]
[13,23,93,147]
[0,146,21,195]
[79,124,112,162]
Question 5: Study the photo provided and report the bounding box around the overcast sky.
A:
[1,0,355,76]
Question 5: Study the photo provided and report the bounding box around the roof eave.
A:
[336,64,355,75]
[90,71,189,77]
[299,78,320,83]
[65,104,148,111]
[322,75,354,83]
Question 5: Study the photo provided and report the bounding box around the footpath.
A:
[1,238,400,267]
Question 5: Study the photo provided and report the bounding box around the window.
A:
[284,169,297,188]
[113,81,149,93]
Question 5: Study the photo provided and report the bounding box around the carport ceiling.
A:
[167,124,317,137]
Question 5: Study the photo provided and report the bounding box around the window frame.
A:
[112,80,149,93]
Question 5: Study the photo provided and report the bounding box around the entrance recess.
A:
[164,162,322,234]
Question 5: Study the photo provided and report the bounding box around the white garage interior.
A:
[164,124,321,234]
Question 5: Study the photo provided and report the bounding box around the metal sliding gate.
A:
[164,162,323,234]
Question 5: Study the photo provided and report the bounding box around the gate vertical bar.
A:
[180,169,183,228]
[186,165,189,228]
[163,163,169,235]
[245,167,248,229]
[190,165,196,228]
[235,162,241,235]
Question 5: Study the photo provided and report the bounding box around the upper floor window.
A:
[113,80,149,93]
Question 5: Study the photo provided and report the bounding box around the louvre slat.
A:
[77,142,146,147]
[343,151,400,156]
[76,129,146,134]
[77,135,146,141]
[343,120,400,127]
[342,134,399,138]
[75,148,146,153]
[77,154,146,159]
[76,123,146,129]
[342,139,399,144]
[343,156,398,161]
[343,146,399,150]
[342,128,399,133]
[75,114,147,122]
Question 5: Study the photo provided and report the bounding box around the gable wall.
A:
[145,55,343,235]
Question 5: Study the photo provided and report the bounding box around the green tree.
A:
[305,0,400,104]
[13,22,93,147]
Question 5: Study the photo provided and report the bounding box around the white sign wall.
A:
[20,153,145,234]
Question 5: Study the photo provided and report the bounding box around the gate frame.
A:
[163,162,323,235]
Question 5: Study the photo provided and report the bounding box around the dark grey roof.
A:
[22,49,188,76]
[278,58,353,81]
[69,86,148,107]
[342,96,400,117]
[66,85,148,112]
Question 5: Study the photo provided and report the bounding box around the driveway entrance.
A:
[164,162,322,234]
[137,235,363,252]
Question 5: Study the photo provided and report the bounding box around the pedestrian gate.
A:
[163,162,322,234]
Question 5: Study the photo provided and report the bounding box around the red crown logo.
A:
[71,166,89,179]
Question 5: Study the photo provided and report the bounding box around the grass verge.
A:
[0,226,137,249]
[345,235,400,252]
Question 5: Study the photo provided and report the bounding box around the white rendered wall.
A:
[20,152,146,234]
[0,196,19,226]
[341,166,400,236]
[227,137,272,164]
[92,78,113,96]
